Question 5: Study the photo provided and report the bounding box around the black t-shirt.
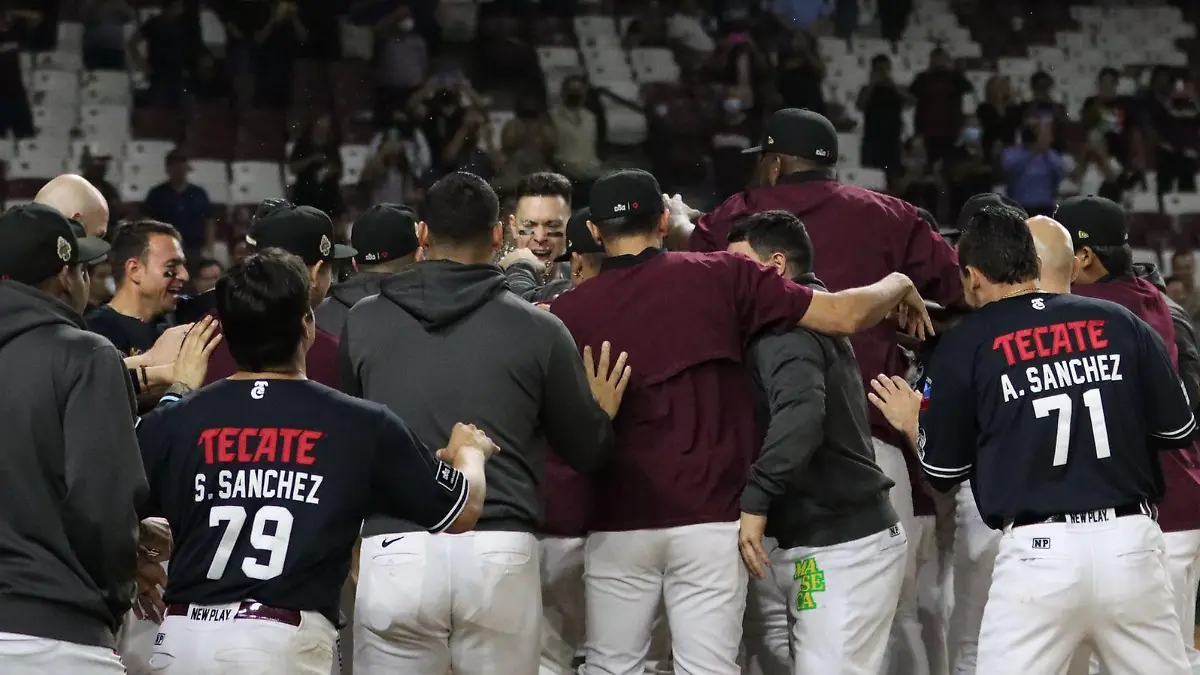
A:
[919,292,1195,529]
[85,304,164,357]
[136,379,469,623]
[140,14,188,77]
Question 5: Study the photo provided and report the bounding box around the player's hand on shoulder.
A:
[867,374,922,438]
[441,423,500,462]
[145,322,195,366]
[171,315,223,389]
[584,341,633,419]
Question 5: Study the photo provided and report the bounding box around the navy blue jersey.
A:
[136,379,467,623]
[918,292,1195,529]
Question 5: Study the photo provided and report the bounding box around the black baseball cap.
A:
[351,203,419,263]
[245,204,356,266]
[743,108,838,165]
[957,192,1028,232]
[254,197,292,222]
[1054,195,1128,251]
[554,208,605,262]
[589,169,664,222]
[0,203,110,284]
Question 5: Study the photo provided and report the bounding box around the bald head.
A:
[1027,215,1077,293]
[35,174,110,239]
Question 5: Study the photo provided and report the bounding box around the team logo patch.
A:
[920,378,932,411]
[250,380,268,400]
[916,427,927,460]
[319,234,332,257]
[793,557,826,611]
[889,524,901,538]
[56,236,72,262]
[154,632,165,646]
[1032,297,1046,310]
[1032,538,1051,550]
[435,461,460,492]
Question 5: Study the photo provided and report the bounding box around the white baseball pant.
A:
[0,631,126,673]
[976,512,1189,675]
[743,526,907,674]
[581,521,747,675]
[354,530,541,675]
[118,609,161,675]
[539,535,672,675]
[1066,528,1200,675]
[915,491,957,675]
[873,438,931,675]
[742,537,789,675]
[946,484,1000,675]
[148,603,337,673]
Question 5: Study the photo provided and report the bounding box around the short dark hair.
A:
[1098,67,1119,82]
[727,210,814,276]
[956,205,1040,285]
[1089,244,1134,277]
[871,54,891,69]
[592,211,662,240]
[515,172,573,204]
[423,171,500,246]
[1031,71,1053,89]
[216,249,311,373]
[108,219,182,283]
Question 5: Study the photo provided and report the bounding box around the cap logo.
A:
[56,236,72,262]
[1077,231,1089,239]
[319,235,332,257]
[814,149,829,157]
[766,136,774,145]
[364,252,378,261]
[245,235,257,246]
[613,203,629,213]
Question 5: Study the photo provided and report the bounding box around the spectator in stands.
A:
[1169,250,1200,320]
[80,146,122,229]
[373,3,428,125]
[497,92,557,191]
[667,0,715,54]
[1079,67,1141,202]
[1001,114,1065,217]
[215,0,261,104]
[910,47,972,165]
[83,0,135,71]
[191,50,230,102]
[857,54,910,173]
[363,129,427,206]
[718,22,767,113]
[141,149,216,257]
[88,260,115,311]
[775,29,825,115]
[0,9,36,139]
[290,114,345,219]
[1144,67,1199,197]
[624,0,669,48]
[190,258,223,295]
[710,96,757,202]
[877,0,912,45]
[251,0,308,108]
[550,75,604,194]
[944,116,996,219]
[891,136,941,216]
[771,0,832,31]
[976,75,1015,162]
[1015,71,1068,152]
[128,0,198,109]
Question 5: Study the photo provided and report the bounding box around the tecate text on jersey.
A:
[194,469,323,505]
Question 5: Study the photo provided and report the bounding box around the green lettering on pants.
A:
[793,556,826,611]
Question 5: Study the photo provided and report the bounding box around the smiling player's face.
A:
[512,195,569,264]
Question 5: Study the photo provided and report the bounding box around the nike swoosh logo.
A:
[381,536,405,548]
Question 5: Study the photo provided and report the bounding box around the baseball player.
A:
[943,213,1075,674]
[870,205,1195,675]
[729,210,906,674]
[670,109,965,675]
[135,250,497,674]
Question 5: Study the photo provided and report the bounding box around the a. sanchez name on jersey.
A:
[916,292,1196,529]
[135,378,469,623]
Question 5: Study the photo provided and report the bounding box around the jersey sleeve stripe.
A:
[1153,416,1197,440]
[921,461,972,479]
[428,477,469,534]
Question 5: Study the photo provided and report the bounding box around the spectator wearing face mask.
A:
[710,95,759,202]
[857,54,911,173]
[373,3,427,125]
[496,92,557,192]
[363,106,429,207]
[944,117,997,219]
[1144,68,1200,198]
[1001,113,1066,217]
[551,76,603,194]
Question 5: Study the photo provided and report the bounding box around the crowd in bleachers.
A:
[6,0,1200,314]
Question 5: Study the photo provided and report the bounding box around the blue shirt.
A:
[142,182,212,251]
[773,0,831,28]
[1001,145,1065,208]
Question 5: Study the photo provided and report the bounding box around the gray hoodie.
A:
[340,261,613,536]
[315,272,390,337]
[0,281,146,648]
